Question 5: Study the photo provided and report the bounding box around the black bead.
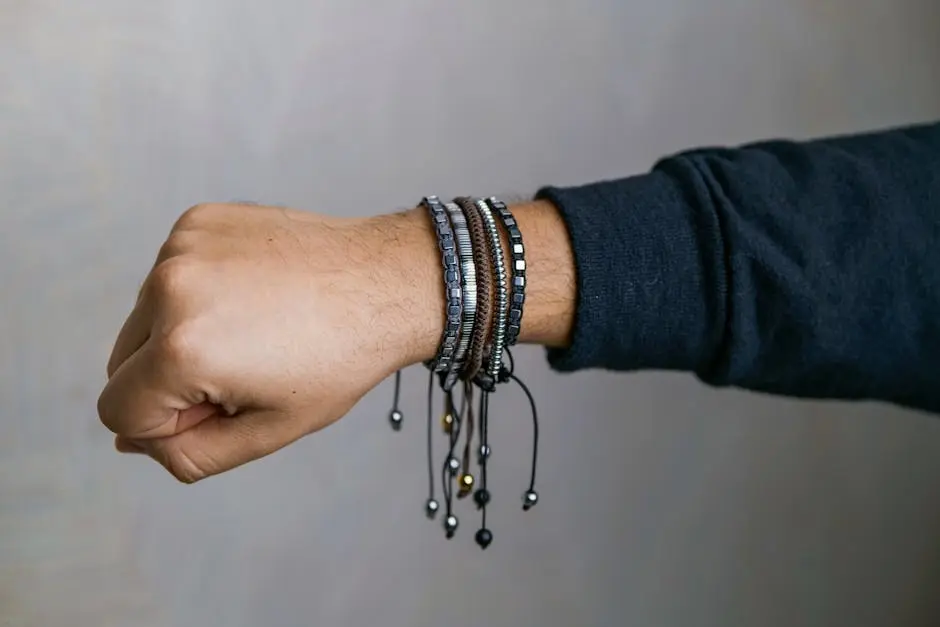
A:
[388,409,403,431]
[425,498,439,519]
[475,528,493,549]
[473,488,490,509]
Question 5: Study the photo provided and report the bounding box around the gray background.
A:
[2,1,939,626]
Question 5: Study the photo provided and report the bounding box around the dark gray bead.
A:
[523,490,539,510]
[475,528,493,549]
[447,456,461,475]
[388,409,403,431]
[425,498,439,519]
[473,488,490,509]
[478,444,491,460]
[444,515,459,538]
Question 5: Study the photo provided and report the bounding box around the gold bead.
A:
[458,473,475,497]
[441,413,454,434]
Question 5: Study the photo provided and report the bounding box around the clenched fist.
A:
[98,200,573,482]
[97,203,443,482]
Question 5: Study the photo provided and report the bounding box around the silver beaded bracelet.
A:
[443,202,477,392]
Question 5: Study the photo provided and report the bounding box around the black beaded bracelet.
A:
[487,198,526,347]
[421,196,462,373]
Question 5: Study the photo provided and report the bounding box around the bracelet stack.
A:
[385,195,539,550]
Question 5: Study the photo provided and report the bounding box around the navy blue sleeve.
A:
[536,122,940,414]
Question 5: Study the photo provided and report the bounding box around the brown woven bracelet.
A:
[455,196,492,381]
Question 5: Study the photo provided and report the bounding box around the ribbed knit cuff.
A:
[535,168,724,374]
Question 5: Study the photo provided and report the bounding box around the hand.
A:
[97,202,443,482]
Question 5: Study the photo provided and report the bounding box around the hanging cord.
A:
[472,389,493,549]
[501,347,538,507]
[423,370,439,519]
[388,370,404,431]
[505,348,515,376]
[503,349,539,509]
[458,381,476,498]
[441,387,463,538]
[509,372,539,497]
[441,390,458,505]
[480,391,489,526]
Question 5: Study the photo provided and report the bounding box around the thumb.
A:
[114,401,220,454]
[125,409,295,483]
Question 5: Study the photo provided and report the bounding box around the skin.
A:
[97,200,576,483]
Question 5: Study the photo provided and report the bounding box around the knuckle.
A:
[175,203,222,231]
[157,230,200,264]
[96,391,117,433]
[157,322,204,370]
[149,257,198,300]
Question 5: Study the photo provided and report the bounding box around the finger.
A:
[98,339,208,439]
[107,287,154,378]
[115,436,146,454]
[152,228,197,270]
[114,402,220,452]
[126,409,294,483]
[108,234,183,379]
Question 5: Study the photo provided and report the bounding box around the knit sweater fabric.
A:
[537,122,940,414]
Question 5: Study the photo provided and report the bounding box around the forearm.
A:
[539,121,940,413]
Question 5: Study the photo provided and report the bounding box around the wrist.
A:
[504,199,576,349]
[354,208,443,370]
[356,197,576,372]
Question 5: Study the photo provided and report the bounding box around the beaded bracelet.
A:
[455,196,493,382]
[442,202,477,392]
[386,195,540,550]
[474,198,508,386]
[487,198,526,347]
[421,196,462,374]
